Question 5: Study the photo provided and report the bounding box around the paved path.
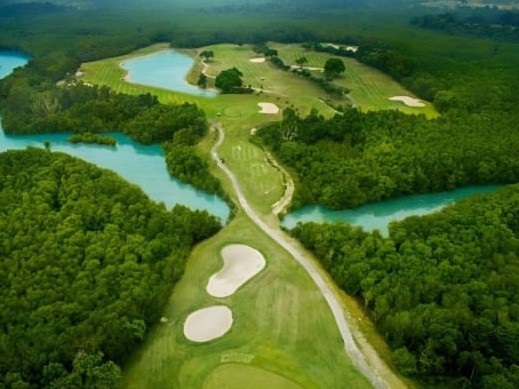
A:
[210,121,388,389]
[265,151,294,215]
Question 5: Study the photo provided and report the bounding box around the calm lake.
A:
[0,52,229,221]
[121,50,217,97]
[282,185,500,236]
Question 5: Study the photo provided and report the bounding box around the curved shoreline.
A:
[119,48,218,97]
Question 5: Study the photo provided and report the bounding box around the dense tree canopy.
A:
[292,184,519,387]
[199,49,214,62]
[0,149,221,388]
[0,82,207,145]
[323,57,345,79]
[214,67,243,93]
[256,108,519,210]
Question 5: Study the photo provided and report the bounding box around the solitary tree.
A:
[295,56,308,68]
[197,73,207,88]
[199,50,214,62]
[264,48,278,58]
[215,68,243,93]
[324,58,345,79]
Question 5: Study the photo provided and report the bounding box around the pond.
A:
[121,50,217,97]
[281,185,501,236]
[0,51,229,221]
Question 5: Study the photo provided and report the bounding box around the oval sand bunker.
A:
[207,244,266,298]
[389,95,425,107]
[249,57,265,63]
[183,305,233,342]
[258,102,280,114]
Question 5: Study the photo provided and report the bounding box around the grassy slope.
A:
[82,43,417,389]
[270,42,438,117]
[121,213,372,389]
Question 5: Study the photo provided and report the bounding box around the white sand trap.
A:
[183,305,233,342]
[249,57,266,63]
[389,96,425,107]
[258,102,280,114]
[207,244,266,298]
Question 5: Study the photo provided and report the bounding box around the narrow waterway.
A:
[0,52,229,221]
[282,185,500,236]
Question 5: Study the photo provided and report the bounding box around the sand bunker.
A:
[207,244,266,298]
[322,43,359,52]
[183,305,233,342]
[249,57,266,63]
[389,96,425,107]
[258,102,280,114]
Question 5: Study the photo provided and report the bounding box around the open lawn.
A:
[121,214,373,389]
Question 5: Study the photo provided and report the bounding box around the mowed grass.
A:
[82,43,419,389]
[202,363,304,389]
[82,43,335,215]
[82,43,335,119]
[121,213,373,389]
[270,43,438,117]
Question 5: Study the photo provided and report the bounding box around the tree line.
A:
[291,184,519,388]
[255,108,519,210]
[411,9,519,41]
[0,149,221,388]
[0,79,223,195]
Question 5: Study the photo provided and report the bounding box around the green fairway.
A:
[270,43,438,117]
[82,43,420,389]
[121,214,373,389]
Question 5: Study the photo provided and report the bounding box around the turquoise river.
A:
[0,51,501,232]
[0,52,229,221]
[282,185,500,236]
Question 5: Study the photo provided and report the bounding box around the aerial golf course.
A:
[2,0,519,386]
[76,42,436,389]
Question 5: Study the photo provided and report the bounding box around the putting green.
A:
[203,364,304,389]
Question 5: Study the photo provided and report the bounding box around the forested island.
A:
[68,132,116,146]
[0,149,221,387]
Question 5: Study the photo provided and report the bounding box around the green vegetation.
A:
[411,8,519,41]
[215,67,246,93]
[198,73,208,88]
[163,141,223,195]
[270,43,438,116]
[199,49,214,62]
[323,58,345,79]
[0,149,221,388]
[0,81,207,145]
[291,184,519,387]
[122,213,373,389]
[68,132,116,146]
[255,108,519,209]
[0,78,220,194]
[2,3,519,388]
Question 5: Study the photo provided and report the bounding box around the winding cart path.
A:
[210,121,389,389]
